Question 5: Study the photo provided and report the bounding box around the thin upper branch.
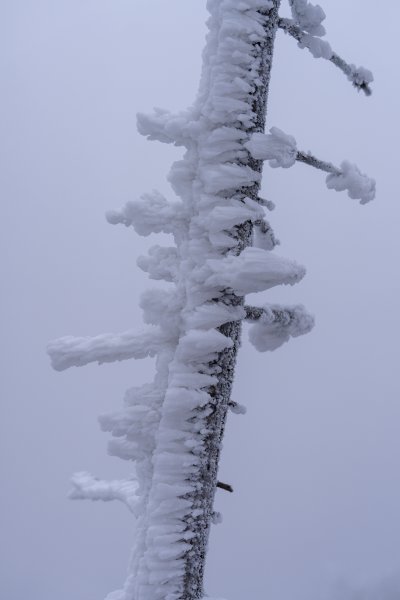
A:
[278,17,372,96]
[296,150,340,175]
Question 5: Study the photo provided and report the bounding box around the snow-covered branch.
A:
[136,108,197,146]
[246,128,376,204]
[106,191,187,237]
[47,327,173,371]
[206,247,306,296]
[278,17,373,95]
[297,153,376,204]
[245,303,315,351]
[69,472,139,515]
[296,150,339,174]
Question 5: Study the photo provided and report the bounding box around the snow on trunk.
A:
[121,3,286,599]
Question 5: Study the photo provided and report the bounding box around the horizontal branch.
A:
[47,327,173,371]
[69,472,139,515]
[278,17,373,96]
[217,481,233,493]
[244,304,311,325]
[245,303,315,352]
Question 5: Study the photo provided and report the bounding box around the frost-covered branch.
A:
[246,128,376,204]
[244,303,314,351]
[296,150,339,175]
[278,17,373,95]
[47,327,173,371]
[69,472,139,515]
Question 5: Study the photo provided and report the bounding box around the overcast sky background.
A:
[1,1,400,599]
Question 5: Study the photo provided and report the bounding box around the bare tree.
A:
[48,1,374,599]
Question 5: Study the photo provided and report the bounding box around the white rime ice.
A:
[289,0,326,36]
[47,0,373,599]
[47,328,173,371]
[70,472,139,515]
[245,127,297,167]
[326,160,376,204]
[248,303,315,351]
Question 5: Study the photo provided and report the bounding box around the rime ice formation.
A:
[289,0,326,36]
[245,129,375,203]
[48,1,374,599]
[326,160,376,204]
[245,127,297,167]
[247,303,315,351]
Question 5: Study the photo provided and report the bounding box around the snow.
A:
[299,33,332,59]
[137,245,180,282]
[290,0,326,36]
[47,327,173,371]
[248,303,315,351]
[245,127,297,167]
[348,64,374,87]
[206,247,306,295]
[106,191,187,237]
[69,472,139,515]
[326,160,376,204]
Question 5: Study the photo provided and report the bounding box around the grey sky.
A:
[1,1,399,599]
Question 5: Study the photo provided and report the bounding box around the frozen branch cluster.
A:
[48,1,374,599]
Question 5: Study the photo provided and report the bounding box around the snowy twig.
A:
[278,17,373,95]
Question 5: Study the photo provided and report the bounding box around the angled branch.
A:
[296,150,339,175]
[47,327,173,371]
[278,17,373,96]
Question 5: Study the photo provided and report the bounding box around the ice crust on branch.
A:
[47,327,172,371]
[326,160,376,204]
[289,0,326,36]
[70,472,139,515]
[246,303,315,351]
[245,127,297,167]
[136,108,198,146]
[206,247,306,295]
[106,191,187,237]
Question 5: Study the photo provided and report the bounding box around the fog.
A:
[1,2,399,599]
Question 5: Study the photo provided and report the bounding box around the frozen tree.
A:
[48,1,374,599]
